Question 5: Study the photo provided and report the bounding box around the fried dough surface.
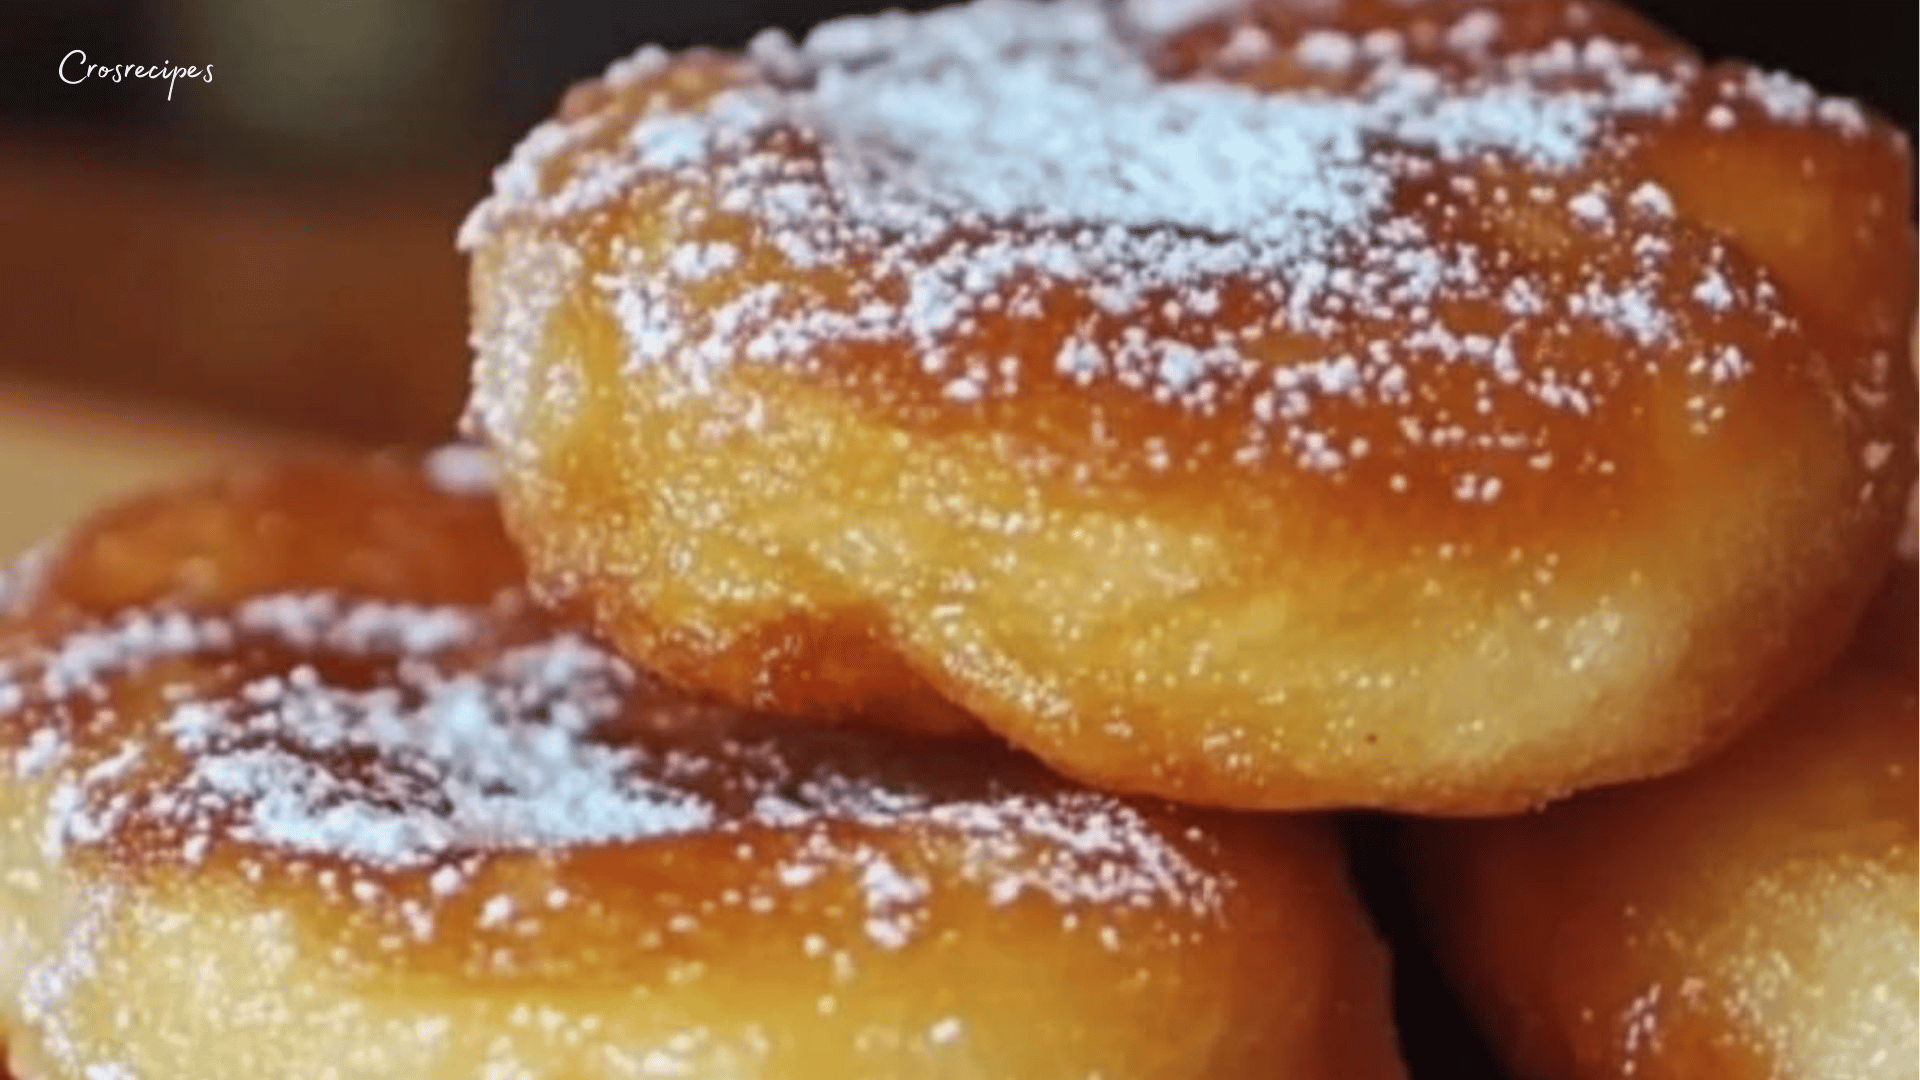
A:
[0,451,1404,1080]
[462,0,1916,811]
[1408,567,1918,1079]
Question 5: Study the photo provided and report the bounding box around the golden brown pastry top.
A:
[0,451,1234,962]
[459,0,1914,549]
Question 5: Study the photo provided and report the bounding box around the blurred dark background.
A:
[0,0,1912,448]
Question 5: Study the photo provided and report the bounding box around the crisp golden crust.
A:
[461,0,1916,811]
[0,446,517,622]
[0,453,1404,1080]
[1406,570,1918,1080]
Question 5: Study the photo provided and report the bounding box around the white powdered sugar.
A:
[424,442,498,496]
[0,537,60,621]
[1113,0,1248,37]
[757,770,1225,927]
[17,890,120,1078]
[2,585,1226,948]
[1728,67,1870,135]
[164,643,715,869]
[457,0,1890,492]
[10,597,715,871]
[499,0,1692,274]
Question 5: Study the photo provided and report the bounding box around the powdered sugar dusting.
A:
[459,0,1889,494]
[10,598,712,871]
[756,770,1226,933]
[1116,0,1247,36]
[424,443,498,496]
[1727,67,1870,135]
[2,586,1227,948]
[16,890,119,1078]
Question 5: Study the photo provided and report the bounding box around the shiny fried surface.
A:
[461,0,1916,812]
[0,452,1404,1080]
[1407,567,1918,1080]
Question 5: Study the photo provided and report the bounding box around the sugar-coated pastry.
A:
[1406,566,1918,1080]
[460,0,1917,812]
[0,452,1406,1080]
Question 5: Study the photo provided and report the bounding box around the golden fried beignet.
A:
[0,446,517,622]
[0,452,1405,1080]
[1406,567,1918,1080]
[460,0,1917,812]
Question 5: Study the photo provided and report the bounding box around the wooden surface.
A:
[0,382,304,559]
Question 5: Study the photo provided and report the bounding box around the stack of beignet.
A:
[2,0,1914,1076]
[0,452,1402,1078]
